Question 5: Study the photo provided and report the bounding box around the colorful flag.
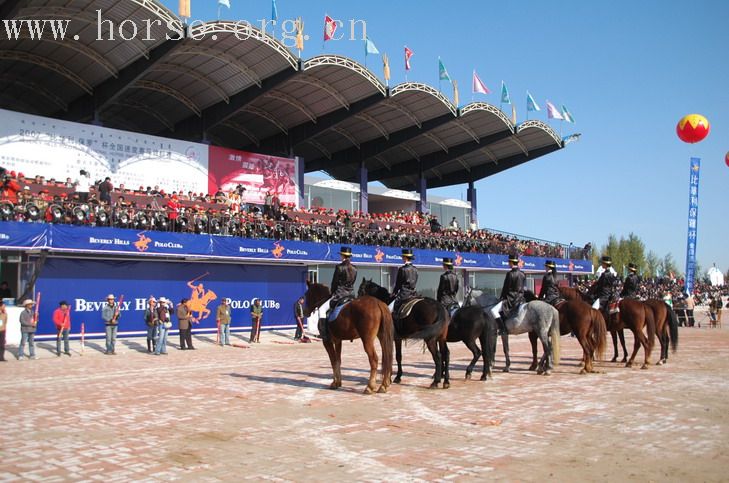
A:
[295,17,305,51]
[218,0,230,9]
[546,100,563,120]
[271,0,278,21]
[562,105,575,123]
[404,46,413,70]
[453,79,459,106]
[501,81,511,104]
[526,91,540,112]
[472,70,490,95]
[383,54,391,81]
[438,58,451,81]
[178,0,190,17]
[324,15,337,41]
[365,38,379,56]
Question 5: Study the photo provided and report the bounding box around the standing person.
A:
[392,248,418,319]
[176,298,195,350]
[101,294,120,355]
[98,177,113,204]
[75,170,91,202]
[144,297,158,353]
[216,298,232,346]
[52,301,72,357]
[0,281,12,299]
[539,260,561,307]
[18,299,37,360]
[684,292,696,327]
[621,263,641,299]
[0,300,7,362]
[437,257,459,314]
[264,191,273,218]
[293,297,306,341]
[250,299,263,343]
[155,298,171,355]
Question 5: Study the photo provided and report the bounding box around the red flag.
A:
[324,15,337,41]
[404,46,413,71]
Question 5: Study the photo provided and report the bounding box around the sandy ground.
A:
[0,313,727,482]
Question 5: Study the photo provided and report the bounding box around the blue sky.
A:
[163,0,729,273]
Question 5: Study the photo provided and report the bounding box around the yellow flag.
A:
[511,104,517,125]
[383,54,391,81]
[295,17,305,51]
[178,0,190,18]
[453,79,459,107]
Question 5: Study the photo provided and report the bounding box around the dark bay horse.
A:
[358,279,451,389]
[447,305,498,381]
[644,299,679,365]
[611,299,656,369]
[526,289,607,374]
[303,281,394,394]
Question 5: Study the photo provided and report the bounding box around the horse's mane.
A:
[560,286,591,303]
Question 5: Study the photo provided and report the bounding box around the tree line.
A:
[591,233,691,279]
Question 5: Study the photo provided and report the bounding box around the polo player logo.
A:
[568,261,575,271]
[272,241,285,259]
[518,259,525,269]
[134,233,152,252]
[187,273,217,320]
[454,252,463,266]
[374,247,385,263]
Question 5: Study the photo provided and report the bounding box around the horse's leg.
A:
[501,333,511,373]
[577,333,592,374]
[334,339,343,387]
[393,338,403,384]
[426,338,442,389]
[537,330,552,375]
[440,339,450,389]
[323,339,339,389]
[610,329,619,362]
[528,331,539,371]
[361,336,378,395]
[635,326,652,370]
[463,338,481,380]
[479,333,492,381]
[619,330,628,363]
[626,329,641,368]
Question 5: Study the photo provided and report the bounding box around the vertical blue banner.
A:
[684,157,700,295]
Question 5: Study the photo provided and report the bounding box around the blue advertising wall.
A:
[0,222,593,273]
[34,258,307,338]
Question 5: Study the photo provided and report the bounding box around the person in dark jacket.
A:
[591,255,618,321]
[321,247,357,341]
[392,248,418,319]
[539,260,561,306]
[620,263,641,299]
[500,254,526,319]
[437,257,459,313]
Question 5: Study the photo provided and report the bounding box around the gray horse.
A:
[465,289,561,375]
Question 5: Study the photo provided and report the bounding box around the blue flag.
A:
[501,81,511,104]
[438,58,451,81]
[365,38,379,56]
[526,91,541,112]
[218,0,230,8]
[272,0,278,21]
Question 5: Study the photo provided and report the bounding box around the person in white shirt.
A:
[75,170,92,202]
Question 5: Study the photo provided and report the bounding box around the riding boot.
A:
[318,318,329,342]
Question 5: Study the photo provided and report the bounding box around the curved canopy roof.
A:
[0,0,576,190]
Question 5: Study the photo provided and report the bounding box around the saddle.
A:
[327,299,352,322]
[609,300,621,314]
[390,298,424,320]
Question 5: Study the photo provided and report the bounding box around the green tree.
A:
[645,251,660,278]
[662,253,680,279]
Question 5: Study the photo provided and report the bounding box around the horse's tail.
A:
[550,306,561,367]
[409,300,449,341]
[591,309,607,362]
[665,302,679,353]
[378,301,394,383]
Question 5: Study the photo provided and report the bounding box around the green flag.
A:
[438,58,451,81]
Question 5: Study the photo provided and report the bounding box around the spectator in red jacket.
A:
[52,300,72,357]
[1,174,21,204]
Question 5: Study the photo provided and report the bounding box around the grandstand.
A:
[0,0,585,339]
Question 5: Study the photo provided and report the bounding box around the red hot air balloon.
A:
[725,152,729,168]
[676,114,710,144]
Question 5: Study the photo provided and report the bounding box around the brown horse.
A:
[644,299,679,365]
[303,281,394,394]
[526,290,607,374]
[358,279,451,389]
[610,299,656,369]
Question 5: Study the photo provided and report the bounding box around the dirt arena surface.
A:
[1,317,727,482]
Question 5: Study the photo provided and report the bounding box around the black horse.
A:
[358,278,451,389]
[448,305,498,381]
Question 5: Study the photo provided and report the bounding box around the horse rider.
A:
[539,260,561,306]
[321,246,357,341]
[620,262,641,299]
[590,255,618,321]
[437,257,459,315]
[392,248,418,319]
[499,254,526,333]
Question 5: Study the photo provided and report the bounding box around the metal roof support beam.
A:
[59,38,181,122]
[416,169,427,213]
[467,180,477,227]
[368,129,514,182]
[305,112,455,172]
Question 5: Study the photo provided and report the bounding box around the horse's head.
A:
[357,278,373,297]
[303,279,331,317]
[524,290,538,302]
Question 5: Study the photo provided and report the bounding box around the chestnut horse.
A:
[358,279,451,389]
[303,281,394,394]
[644,299,679,365]
[526,289,607,374]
